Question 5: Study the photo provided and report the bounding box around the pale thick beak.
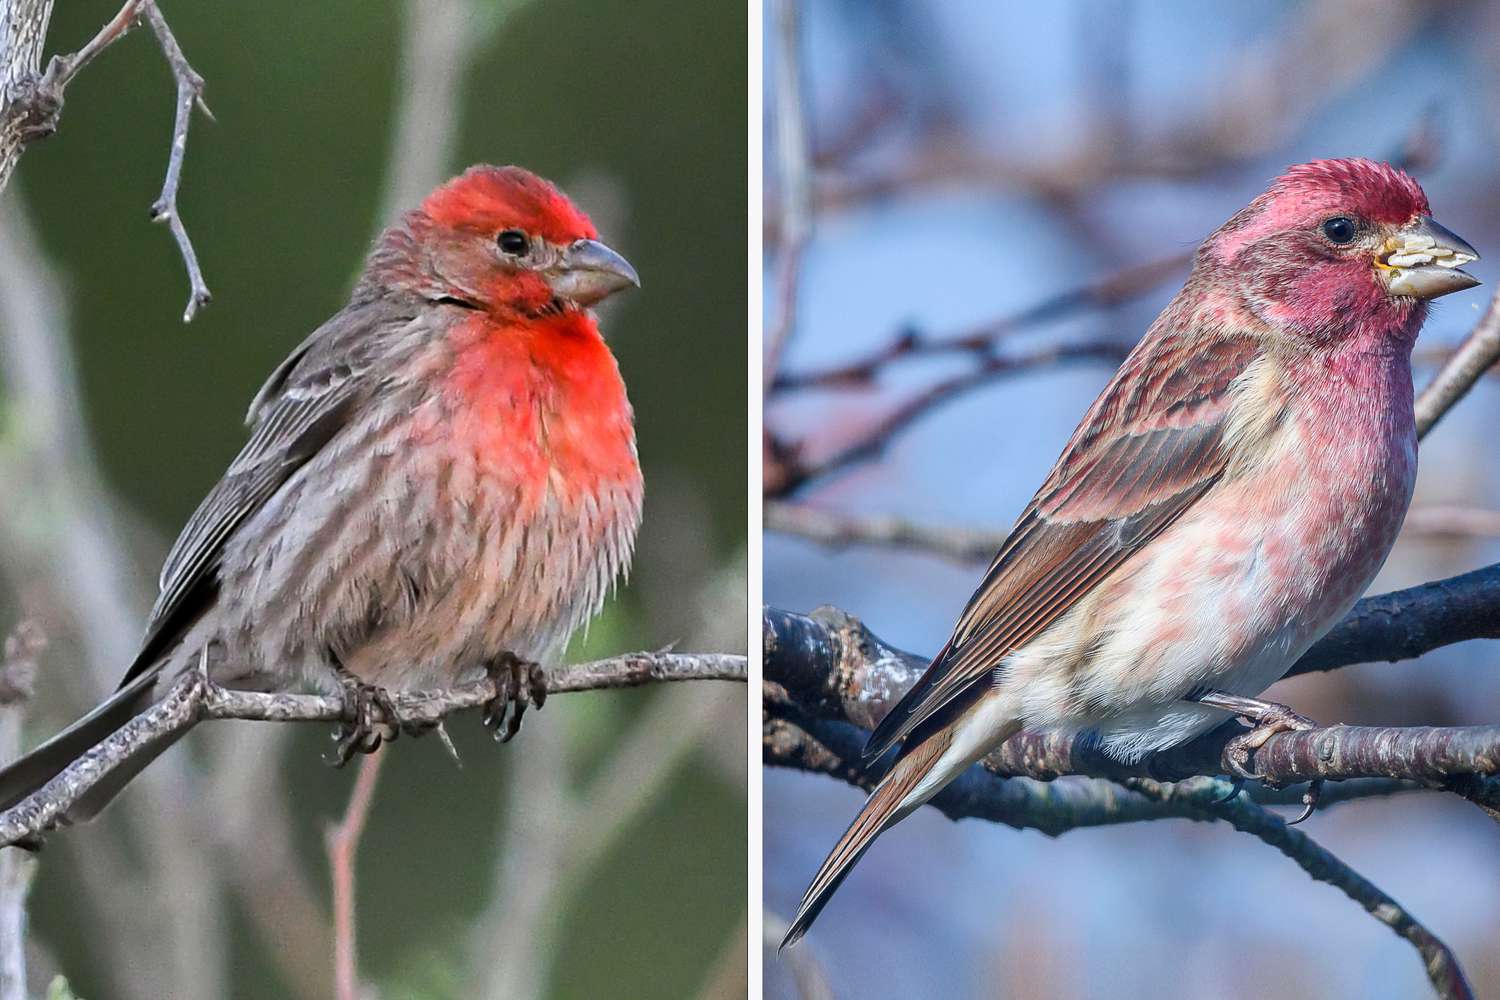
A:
[1379,217,1481,300]
[546,239,640,306]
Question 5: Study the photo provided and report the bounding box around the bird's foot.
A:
[482,652,547,743]
[1191,690,1323,823]
[329,673,400,767]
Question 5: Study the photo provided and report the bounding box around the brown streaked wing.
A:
[863,331,1261,760]
[122,299,424,690]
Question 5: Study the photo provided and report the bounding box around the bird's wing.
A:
[863,331,1263,759]
[125,300,416,686]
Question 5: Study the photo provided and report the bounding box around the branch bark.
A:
[763,604,1500,795]
[0,651,745,849]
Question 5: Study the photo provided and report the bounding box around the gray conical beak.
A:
[1379,217,1481,300]
[546,239,640,306]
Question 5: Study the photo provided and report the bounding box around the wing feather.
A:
[864,332,1261,759]
[125,298,423,688]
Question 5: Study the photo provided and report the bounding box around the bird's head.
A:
[380,165,639,317]
[1200,158,1479,346]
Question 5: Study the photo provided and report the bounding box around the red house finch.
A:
[0,165,642,822]
[782,158,1481,947]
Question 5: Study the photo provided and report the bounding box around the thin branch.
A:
[768,501,1500,565]
[766,500,1011,564]
[770,254,1185,394]
[1125,778,1474,1000]
[325,751,386,1000]
[1,0,212,320]
[1415,288,1500,438]
[763,0,810,391]
[135,1,211,321]
[767,337,1130,497]
[0,651,745,848]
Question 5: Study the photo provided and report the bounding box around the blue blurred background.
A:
[763,2,1500,997]
[0,1,746,998]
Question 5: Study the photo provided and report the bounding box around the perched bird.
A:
[782,158,1481,946]
[0,165,643,823]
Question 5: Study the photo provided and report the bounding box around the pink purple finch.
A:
[783,158,1481,947]
[0,165,643,822]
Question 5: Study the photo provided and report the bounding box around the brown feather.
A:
[781,727,957,949]
[864,330,1261,760]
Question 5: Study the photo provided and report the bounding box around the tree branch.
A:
[767,500,1500,565]
[1415,288,1500,438]
[763,605,1500,795]
[1125,778,1474,1000]
[0,651,745,849]
[0,0,211,320]
[763,0,811,393]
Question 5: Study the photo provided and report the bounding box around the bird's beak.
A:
[546,239,640,306]
[1377,217,1481,300]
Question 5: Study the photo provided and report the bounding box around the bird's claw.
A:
[1221,700,1318,780]
[482,652,547,743]
[1287,780,1324,826]
[1211,777,1245,805]
[329,676,400,767]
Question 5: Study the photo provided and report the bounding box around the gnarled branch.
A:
[763,604,1500,799]
[0,650,746,849]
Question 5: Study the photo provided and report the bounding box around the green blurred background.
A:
[0,1,747,998]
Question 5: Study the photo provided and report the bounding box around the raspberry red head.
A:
[1199,158,1479,345]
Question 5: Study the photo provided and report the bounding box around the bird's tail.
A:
[780,728,958,950]
[0,670,169,825]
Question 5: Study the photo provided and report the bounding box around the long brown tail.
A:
[0,670,165,824]
[780,731,953,949]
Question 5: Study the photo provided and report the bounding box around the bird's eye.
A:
[497,229,529,255]
[1321,217,1358,245]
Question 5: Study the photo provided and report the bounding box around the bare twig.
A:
[325,751,386,1000]
[0,651,745,848]
[764,0,810,391]
[766,501,1008,563]
[134,1,211,321]
[769,337,1130,497]
[776,2,1427,222]
[1126,778,1474,1000]
[768,500,1500,565]
[1,0,211,320]
[771,255,1186,394]
[1415,288,1500,438]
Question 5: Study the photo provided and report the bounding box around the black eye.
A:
[1321,217,1357,245]
[497,229,529,255]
